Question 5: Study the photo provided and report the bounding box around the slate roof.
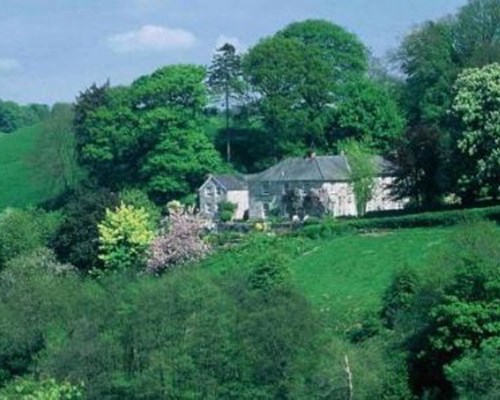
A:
[212,174,248,190]
[253,155,392,182]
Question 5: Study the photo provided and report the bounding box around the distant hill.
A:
[0,124,64,210]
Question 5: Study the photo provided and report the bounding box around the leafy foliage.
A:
[0,100,49,134]
[341,140,376,216]
[52,186,120,272]
[27,103,83,193]
[0,376,83,399]
[452,63,500,199]
[389,221,500,397]
[98,203,154,271]
[147,205,210,274]
[445,338,500,399]
[0,208,60,269]
[74,65,223,203]
[218,200,237,222]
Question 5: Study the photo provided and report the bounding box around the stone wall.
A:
[199,179,226,219]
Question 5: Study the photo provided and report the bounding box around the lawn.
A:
[291,227,453,331]
[0,125,58,210]
[201,226,458,332]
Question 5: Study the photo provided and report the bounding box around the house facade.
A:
[198,155,405,220]
[198,174,249,220]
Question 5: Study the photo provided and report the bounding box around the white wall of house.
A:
[321,182,357,216]
[366,177,405,213]
[323,177,405,217]
[226,190,249,220]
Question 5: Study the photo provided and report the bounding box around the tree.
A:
[52,186,120,272]
[74,65,223,202]
[147,204,210,274]
[278,19,368,84]
[341,140,376,216]
[28,103,82,193]
[452,63,500,200]
[395,221,500,397]
[243,35,334,157]
[396,19,459,127]
[332,77,404,151]
[98,203,154,271]
[454,0,500,67]
[142,125,223,204]
[0,100,23,133]
[390,124,450,209]
[445,338,500,399]
[0,208,60,270]
[207,43,244,163]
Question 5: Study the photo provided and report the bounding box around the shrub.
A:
[147,205,210,273]
[0,208,60,269]
[97,203,154,271]
[0,376,84,399]
[218,200,237,222]
[52,187,120,272]
[298,205,500,239]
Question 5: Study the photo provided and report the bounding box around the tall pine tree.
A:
[207,43,244,163]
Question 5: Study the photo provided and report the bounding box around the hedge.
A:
[297,206,500,239]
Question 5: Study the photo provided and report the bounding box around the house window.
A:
[204,203,217,214]
[204,184,215,197]
[261,182,270,196]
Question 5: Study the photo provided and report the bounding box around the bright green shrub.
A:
[0,376,83,399]
[97,203,154,271]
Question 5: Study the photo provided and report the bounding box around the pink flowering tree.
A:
[147,203,210,274]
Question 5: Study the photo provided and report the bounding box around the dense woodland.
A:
[0,0,499,398]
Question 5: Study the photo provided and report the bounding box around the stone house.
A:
[198,174,249,220]
[198,154,405,220]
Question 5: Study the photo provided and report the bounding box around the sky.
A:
[0,0,468,105]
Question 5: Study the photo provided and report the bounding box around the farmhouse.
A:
[199,154,405,220]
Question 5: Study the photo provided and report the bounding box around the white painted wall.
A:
[322,177,405,217]
[321,182,357,216]
[366,177,405,213]
[227,190,249,220]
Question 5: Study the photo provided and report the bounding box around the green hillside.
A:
[201,226,460,331]
[0,125,56,209]
[291,228,452,331]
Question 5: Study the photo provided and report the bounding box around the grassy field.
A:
[291,227,453,331]
[201,226,459,332]
[0,125,57,210]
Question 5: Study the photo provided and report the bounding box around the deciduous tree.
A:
[452,63,500,200]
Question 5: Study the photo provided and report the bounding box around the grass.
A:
[201,226,461,333]
[0,125,58,210]
[291,227,453,332]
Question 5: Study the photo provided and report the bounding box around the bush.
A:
[218,200,237,222]
[97,203,155,272]
[0,376,84,399]
[52,187,119,272]
[0,208,60,269]
[147,205,210,273]
[297,205,500,239]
